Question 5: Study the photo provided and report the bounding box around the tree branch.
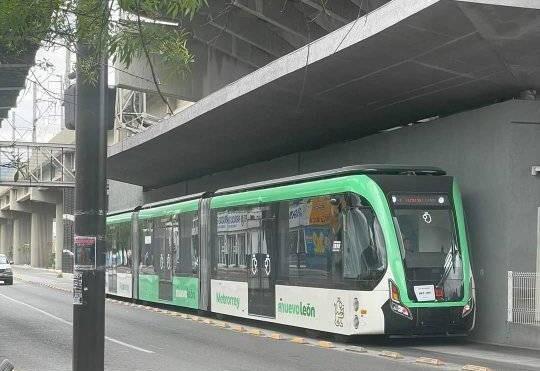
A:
[135,0,174,115]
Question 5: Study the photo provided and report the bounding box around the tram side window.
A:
[286,195,343,285]
[342,198,387,282]
[284,193,387,288]
[212,205,269,281]
[175,211,199,276]
[106,222,132,270]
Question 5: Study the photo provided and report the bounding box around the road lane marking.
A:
[104,337,154,354]
[0,292,72,325]
[0,293,154,354]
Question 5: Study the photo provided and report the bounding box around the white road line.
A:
[104,337,154,354]
[0,293,154,354]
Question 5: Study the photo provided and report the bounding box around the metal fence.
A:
[507,271,540,325]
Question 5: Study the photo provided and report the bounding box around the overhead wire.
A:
[295,0,368,112]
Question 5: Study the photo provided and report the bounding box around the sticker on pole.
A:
[73,271,83,305]
[74,235,96,270]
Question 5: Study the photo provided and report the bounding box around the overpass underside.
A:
[109,0,540,189]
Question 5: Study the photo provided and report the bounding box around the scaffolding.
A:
[114,88,161,141]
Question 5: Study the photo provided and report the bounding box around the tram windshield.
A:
[392,197,463,302]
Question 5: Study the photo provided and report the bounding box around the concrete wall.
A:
[115,40,254,102]
[111,99,540,348]
[107,180,144,213]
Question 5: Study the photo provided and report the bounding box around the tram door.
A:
[157,217,174,301]
[106,225,117,294]
[247,206,276,318]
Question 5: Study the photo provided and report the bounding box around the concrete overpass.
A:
[109,0,540,188]
[0,130,75,270]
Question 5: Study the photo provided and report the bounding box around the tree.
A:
[0,0,207,107]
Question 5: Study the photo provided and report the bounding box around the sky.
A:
[1,44,117,144]
[0,46,69,143]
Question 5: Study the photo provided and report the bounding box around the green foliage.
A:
[109,23,193,77]
[0,0,206,79]
[0,0,62,58]
[118,0,207,20]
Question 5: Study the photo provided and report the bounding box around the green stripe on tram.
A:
[107,212,132,224]
[138,274,199,309]
[138,199,199,220]
[211,175,367,209]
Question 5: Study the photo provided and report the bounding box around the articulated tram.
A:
[105,165,475,336]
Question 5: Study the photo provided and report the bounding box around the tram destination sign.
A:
[390,193,449,208]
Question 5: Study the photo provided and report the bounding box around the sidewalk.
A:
[12,265,73,293]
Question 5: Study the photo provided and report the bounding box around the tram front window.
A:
[394,208,463,302]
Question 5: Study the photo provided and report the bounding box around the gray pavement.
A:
[1,266,539,371]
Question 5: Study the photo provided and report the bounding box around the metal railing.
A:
[507,271,540,326]
[0,141,75,187]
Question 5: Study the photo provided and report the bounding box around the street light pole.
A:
[72,1,108,370]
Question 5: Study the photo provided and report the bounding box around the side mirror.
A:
[9,260,13,265]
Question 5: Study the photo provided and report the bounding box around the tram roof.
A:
[107,165,446,215]
[212,165,446,197]
[108,0,540,189]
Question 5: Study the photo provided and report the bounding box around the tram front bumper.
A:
[382,300,475,336]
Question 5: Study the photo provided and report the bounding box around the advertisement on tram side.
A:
[211,280,248,317]
[210,279,388,335]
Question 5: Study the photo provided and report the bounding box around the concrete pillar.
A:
[30,213,40,267]
[55,200,64,270]
[12,219,20,264]
[13,216,30,265]
[3,220,13,260]
[0,224,4,255]
[31,212,53,268]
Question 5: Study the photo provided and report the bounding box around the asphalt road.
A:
[1,270,539,371]
[0,279,421,371]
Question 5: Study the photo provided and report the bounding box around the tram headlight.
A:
[389,279,413,320]
[462,278,474,318]
[462,300,473,318]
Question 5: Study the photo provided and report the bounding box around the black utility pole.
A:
[72,1,108,370]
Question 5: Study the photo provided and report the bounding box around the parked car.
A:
[0,254,13,285]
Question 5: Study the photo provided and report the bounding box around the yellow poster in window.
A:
[309,197,332,225]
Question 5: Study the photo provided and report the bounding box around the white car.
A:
[0,254,13,285]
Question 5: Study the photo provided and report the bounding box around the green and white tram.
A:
[105,165,475,336]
